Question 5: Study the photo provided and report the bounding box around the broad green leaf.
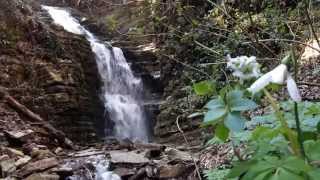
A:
[242,161,274,180]
[305,104,320,115]
[193,80,215,96]
[302,131,317,141]
[282,156,310,172]
[307,169,320,180]
[227,90,244,102]
[224,112,246,132]
[205,97,225,110]
[270,168,304,180]
[317,121,320,134]
[204,108,227,123]
[252,127,280,141]
[226,160,257,178]
[230,98,258,111]
[304,140,320,161]
[215,123,229,141]
[253,169,273,180]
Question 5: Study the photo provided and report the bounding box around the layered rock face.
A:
[0,0,104,143]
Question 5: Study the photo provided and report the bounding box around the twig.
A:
[161,53,213,80]
[297,81,320,86]
[194,40,223,57]
[241,39,320,53]
[176,116,202,180]
[304,0,320,49]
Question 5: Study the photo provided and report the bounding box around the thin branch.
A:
[304,0,320,49]
[241,39,320,53]
[160,53,213,80]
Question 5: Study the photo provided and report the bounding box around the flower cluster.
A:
[248,64,301,102]
[226,55,261,81]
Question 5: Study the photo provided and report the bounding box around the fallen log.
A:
[0,86,74,149]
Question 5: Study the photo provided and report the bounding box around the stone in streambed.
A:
[0,158,16,177]
[14,156,31,168]
[159,164,189,178]
[4,129,34,144]
[113,167,135,178]
[25,173,60,180]
[109,150,149,164]
[17,157,58,177]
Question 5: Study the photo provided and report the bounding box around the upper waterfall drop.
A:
[42,6,150,142]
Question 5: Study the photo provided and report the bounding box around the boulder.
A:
[17,157,59,177]
[3,147,24,157]
[14,156,31,168]
[1,158,16,177]
[109,150,149,165]
[165,148,195,162]
[159,164,189,178]
[25,173,60,180]
[113,167,135,178]
[4,129,34,144]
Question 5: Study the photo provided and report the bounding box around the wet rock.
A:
[159,164,190,178]
[50,167,73,179]
[4,129,34,144]
[17,157,59,177]
[25,173,60,180]
[1,158,16,177]
[166,148,195,162]
[70,148,105,157]
[54,147,63,155]
[3,147,24,157]
[144,148,162,159]
[113,167,135,178]
[32,149,55,159]
[14,156,31,168]
[109,150,149,164]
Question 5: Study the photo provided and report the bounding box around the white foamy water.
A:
[42,6,149,142]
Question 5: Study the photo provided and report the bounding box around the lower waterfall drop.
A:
[42,6,150,142]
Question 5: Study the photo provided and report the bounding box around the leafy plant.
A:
[201,88,257,141]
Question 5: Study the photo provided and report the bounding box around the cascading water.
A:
[42,6,150,142]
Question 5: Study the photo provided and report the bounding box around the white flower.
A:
[248,64,302,102]
[226,55,261,80]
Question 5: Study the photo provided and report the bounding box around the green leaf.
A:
[193,80,215,96]
[224,112,246,132]
[215,123,229,141]
[307,169,320,180]
[270,168,304,180]
[227,160,257,178]
[317,121,320,134]
[230,98,258,111]
[204,108,227,123]
[304,140,320,161]
[205,97,225,110]
[282,156,310,172]
[253,169,273,180]
[252,127,280,141]
[227,90,244,101]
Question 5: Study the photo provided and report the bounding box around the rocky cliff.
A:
[0,0,105,143]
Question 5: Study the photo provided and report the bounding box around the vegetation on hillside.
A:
[130,0,320,179]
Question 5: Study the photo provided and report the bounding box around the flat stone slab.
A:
[109,150,149,164]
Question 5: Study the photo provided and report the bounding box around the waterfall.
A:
[42,6,150,142]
